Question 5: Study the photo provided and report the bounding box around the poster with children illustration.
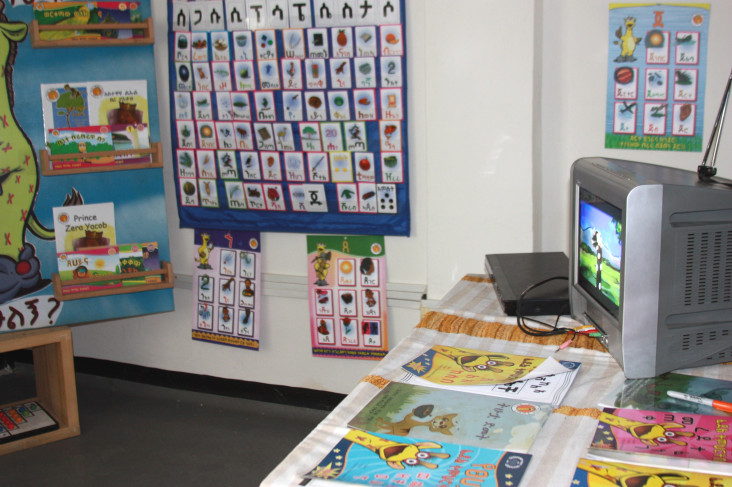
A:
[307,235,388,360]
[605,3,710,151]
[192,228,261,350]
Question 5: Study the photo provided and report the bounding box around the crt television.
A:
[569,157,732,378]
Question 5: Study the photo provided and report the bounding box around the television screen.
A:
[577,187,623,317]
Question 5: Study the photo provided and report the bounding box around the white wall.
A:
[539,0,732,254]
[71,0,732,394]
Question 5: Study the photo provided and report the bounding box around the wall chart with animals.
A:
[0,1,173,334]
[606,3,710,152]
[168,0,410,236]
[307,234,388,360]
[191,228,261,350]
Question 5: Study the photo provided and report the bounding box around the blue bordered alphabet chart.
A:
[168,0,409,236]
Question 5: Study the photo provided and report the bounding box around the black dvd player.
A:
[484,252,570,316]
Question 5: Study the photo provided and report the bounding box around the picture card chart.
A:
[168,0,410,236]
[605,3,709,151]
[307,235,388,360]
[192,229,261,350]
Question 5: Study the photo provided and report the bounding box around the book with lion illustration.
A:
[348,382,552,452]
[303,428,531,487]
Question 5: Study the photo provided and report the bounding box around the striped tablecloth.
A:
[261,275,731,487]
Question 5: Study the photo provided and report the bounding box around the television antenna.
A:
[698,67,732,181]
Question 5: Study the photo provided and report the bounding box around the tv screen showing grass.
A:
[577,188,622,316]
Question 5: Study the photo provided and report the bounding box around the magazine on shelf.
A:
[598,371,732,416]
[347,381,552,453]
[302,428,532,487]
[588,407,732,475]
[570,457,732,487]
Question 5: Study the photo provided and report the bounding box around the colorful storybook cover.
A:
[400,345,576,397]
[589,407,732,474]
[57,245,122,294]
[34,1,143,41]
[46,125,115,157]
[571,457,732,487]
[303,429,531,487]
[599,372,732,416]
[347,382,552,453]
[119,243,144,285]
[52,202,116,253]
[400,359,580,407]
[41,80,151,167]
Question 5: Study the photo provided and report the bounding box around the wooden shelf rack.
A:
[0,327,80,455]
[30,18,154,48]
[40,141,163,176]
[52,261,174,301]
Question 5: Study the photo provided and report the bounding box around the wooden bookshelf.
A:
[51,261,174,301]
[30,18,154,48]
[40,141,163,176]
[0,327,80,455]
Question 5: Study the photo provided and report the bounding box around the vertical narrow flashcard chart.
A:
[307,235,388,360]
[605,3,710,151]
[167,0,409,236]
[192,229,261,350]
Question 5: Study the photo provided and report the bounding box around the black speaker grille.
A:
[683,230,732,307]
[680,327,731,351]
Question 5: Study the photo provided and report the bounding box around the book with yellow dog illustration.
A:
[303,427,531,487]
[348,382,551,453]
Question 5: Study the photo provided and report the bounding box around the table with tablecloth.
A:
[261,274,731,486]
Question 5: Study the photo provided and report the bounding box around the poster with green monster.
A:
[0,0,172,332]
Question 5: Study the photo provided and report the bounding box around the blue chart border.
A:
[167,1,410,236]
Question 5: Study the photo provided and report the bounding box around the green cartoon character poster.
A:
[0,1,173,332]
